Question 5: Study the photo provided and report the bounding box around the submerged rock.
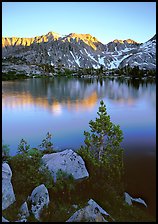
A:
[41,149,89,182]
[124,192,147,207]
[2,163,16,210]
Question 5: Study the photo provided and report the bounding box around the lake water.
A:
[2,77,156,216]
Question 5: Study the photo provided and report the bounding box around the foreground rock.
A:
[66,199,112,222]
[2,163,16,210]
[17,201,30,220]
[87,199,113,219]
[124,192,147,207]
[2,216,9,222]
[29,184,49,221]
[42,149,89,182]
[15,218,27,222]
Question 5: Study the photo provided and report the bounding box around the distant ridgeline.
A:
[2,31,156,76]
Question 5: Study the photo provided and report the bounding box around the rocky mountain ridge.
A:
[2,32,156,74]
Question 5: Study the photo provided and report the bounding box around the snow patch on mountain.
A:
[70,51,80,66]
[2,32,156,71]
[98,56,106,66]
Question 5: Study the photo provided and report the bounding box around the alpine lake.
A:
[2,76,156,216]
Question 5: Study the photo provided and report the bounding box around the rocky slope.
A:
[2,32,156,74]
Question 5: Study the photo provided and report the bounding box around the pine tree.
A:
[84,100,123,161]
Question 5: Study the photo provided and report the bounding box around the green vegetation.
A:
[2,143,10,162]
[77,100,124,195]
[83,100,123,161]
[2,72,29,81]
[39,132,54,154]
[114,65,156,79]
[2,59,156,81]
[2,101,155,222]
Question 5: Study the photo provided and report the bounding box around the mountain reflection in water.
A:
[2,77,156,216]
[2,77,155,152]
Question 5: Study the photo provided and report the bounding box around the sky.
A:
[2,2,156,44]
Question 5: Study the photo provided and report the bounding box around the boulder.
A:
[2,163,16,210]
[15,218,27,222]
[124,192,147,207]
[124,192,132,206]
[2,216,9,222]
[131,197,147,207]
[66,199,112,222]
[41,149,89,182]
[30,184,49,221]
[66,205,107,222]
[87,199,110,217]
[18,201,30,220]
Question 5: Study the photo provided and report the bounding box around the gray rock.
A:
[131,197,147,207]
[15,219,27,222]
[41,149,89,182]
[18,201,30,220]
[124,192,132,205]
[66,199,112,222]
[2,163,16,210]
[66,206,107,222]
[30,184,49,221]
[87,199,115,221]
[87,199,110,217]
[124,192,147,207]
[2,216,9,222]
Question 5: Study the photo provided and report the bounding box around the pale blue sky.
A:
[2,2,156,44]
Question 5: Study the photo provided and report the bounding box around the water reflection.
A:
[2,77,156,113]
[2,77,156,154]
[2,77,156,217]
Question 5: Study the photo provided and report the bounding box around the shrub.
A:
[8,139,54,203]
[17,138,30,154]
[2,143,10,162]
[39,132,54,153]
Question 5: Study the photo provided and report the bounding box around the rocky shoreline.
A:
[2,149,149,222]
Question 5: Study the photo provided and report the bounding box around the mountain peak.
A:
[46,31,60,37]
[113,39,138,44]
[125,39,138,44]
[113,39,124,44]
[61,33,101,50]
[66,33,98,42]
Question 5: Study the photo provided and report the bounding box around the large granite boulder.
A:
[2,163,16,210]
[66,199,112,222]
[41,149,89,182]
[29,184,49,221]
[124,192,147,207]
